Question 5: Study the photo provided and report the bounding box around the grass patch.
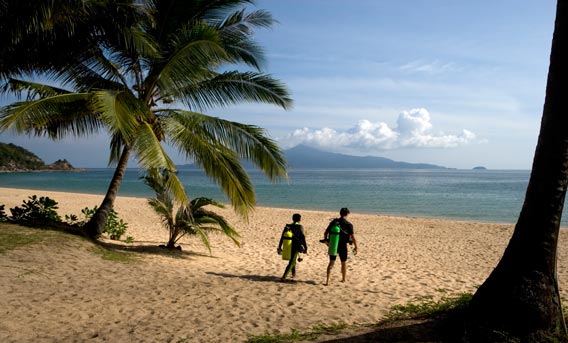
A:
[385,292,473,321]
[1,222,138,263]
[0,222,46,253]
[90,246,138,263]
[245,293,473,343]
[245,323,349,343]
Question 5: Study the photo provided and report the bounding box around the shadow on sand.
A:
[206,271,318,285]
[96,240,214,260]
[315,310,466,343]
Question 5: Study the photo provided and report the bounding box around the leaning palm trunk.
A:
[468,1,568,340]
[85,145,132,238]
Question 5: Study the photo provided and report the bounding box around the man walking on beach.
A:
[277,213,307,282]
[323,208,358,285]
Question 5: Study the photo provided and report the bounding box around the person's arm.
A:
[351,234,358,255]
[277,227,285,254]
[300,225,308,254]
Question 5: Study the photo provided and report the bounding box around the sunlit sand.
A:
[1,187,568,342]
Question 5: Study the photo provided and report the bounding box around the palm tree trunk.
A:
[84,145,132,238]
[468,1,568,340]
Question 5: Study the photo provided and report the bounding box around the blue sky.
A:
[0,0,557,169]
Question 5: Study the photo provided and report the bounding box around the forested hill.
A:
[0,142,81,172]
[178,145,447,169]
[283,145,447,169]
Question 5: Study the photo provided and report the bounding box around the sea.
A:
[0,168,554,226]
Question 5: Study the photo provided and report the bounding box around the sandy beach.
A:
[1,187,568,342]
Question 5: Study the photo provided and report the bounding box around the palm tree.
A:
[468,1,568,341]
[0,0,292,238]
[143,168,239,252]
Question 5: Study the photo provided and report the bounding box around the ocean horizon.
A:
[0,168,555,226]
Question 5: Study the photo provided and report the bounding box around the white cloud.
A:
[281,108,476,151]
[399,60,461,75]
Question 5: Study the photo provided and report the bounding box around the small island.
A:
[0,142,83,172]
[472,166,487,170]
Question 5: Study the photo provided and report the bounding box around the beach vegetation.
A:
[66,206,129,241]
[0,204,7,222]
[385,292,472,321]
[143,168,240,252]
[467,2,568,342]
[0,0,291,239]
[245,323,349,343]
[0,222,44,254]
[90,245,137,263]
[9,195,62,223]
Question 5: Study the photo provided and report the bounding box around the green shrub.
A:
[66,206,128,240]
[10,195,62,223]
[0,204,7,222]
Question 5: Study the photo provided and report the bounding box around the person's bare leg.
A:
[340,261,347,282]
[325,260,335,285]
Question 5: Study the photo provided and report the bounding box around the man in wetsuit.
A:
[277,213,307,282]
[323,207,358,285]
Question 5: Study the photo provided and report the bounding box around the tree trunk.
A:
[468,1,568,340]
[84,145,132,238]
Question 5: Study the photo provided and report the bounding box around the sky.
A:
[0,0,558,169]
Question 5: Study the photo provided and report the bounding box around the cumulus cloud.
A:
[282,108,476,151]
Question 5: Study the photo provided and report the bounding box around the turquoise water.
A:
[0,168,547,225]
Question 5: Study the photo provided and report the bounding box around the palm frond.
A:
[1,78,70,99]
[149,21,228,99]
[91,90,149,142]
[216,9,276,69]
[194,207,241,247]
[162,111,256,217]
[0,92,102,138]
[174,71,292,111]
[164,109,287,181]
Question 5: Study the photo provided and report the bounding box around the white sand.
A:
[1,187,568,342]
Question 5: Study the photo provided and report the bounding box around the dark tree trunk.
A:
[468,1,568,340]
[84,145,132,238]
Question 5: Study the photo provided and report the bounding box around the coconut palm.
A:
[0,0,292,238]
[143,168,239,252]
[468,1,568,341]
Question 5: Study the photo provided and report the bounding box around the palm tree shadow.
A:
[318,310,466,343]
[206,271,318,285]
[96,240,215,260]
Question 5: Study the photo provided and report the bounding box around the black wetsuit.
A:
[325,217,354,262]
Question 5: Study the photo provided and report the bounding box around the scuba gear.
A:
[281,228,293,260]
[328,224,340,256]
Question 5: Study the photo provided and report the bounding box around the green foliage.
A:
[385,292,473,321]
[0,204,7,221]
[90,246,137,263]
[0,222,44,254]
[245,323,349,343]
[10,195,61,223]
[143,168,240,252]
[0,1,291,225]
[66,206,129,240]
[0,142,45,170]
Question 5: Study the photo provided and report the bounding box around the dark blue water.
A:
[0,168,540,224]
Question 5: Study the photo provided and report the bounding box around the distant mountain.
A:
[284,145,446,169]
[0,142,82,172]
[177,144,446,170]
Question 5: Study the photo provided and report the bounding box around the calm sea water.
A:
[0,168,556,225]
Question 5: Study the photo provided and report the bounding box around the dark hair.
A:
[292,213,301,222]
[340,208,350,216]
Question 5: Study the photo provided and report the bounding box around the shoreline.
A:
[0,185,536,228]
[2,187,568,342]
